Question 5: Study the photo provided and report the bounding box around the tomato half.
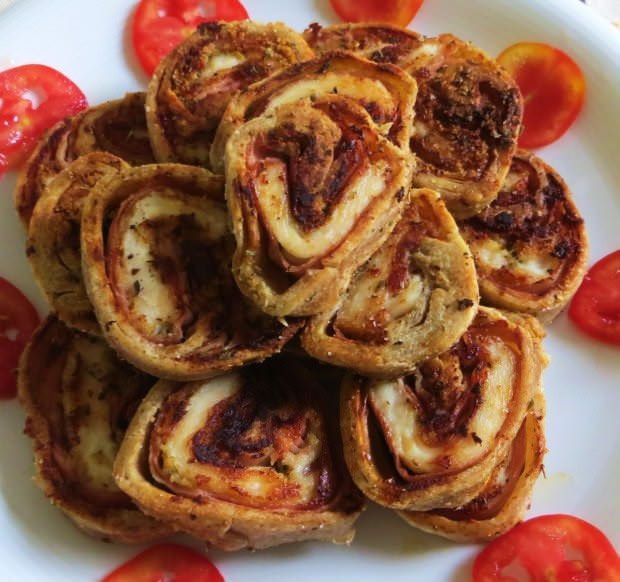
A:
[569,250,620,346]
[498,42,585,149]
[0,65,87,176]
[0,278,40,399]
[473,514,620,582]
[132,0,249,77]
[102,543,224,582]
[329,0,424,27]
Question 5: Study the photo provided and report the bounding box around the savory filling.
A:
[409,46,520,179]
[304,23,426,68]
[153,21,312,165]
[235,97,404,276]
[104,181,284,351]
[88,94,154,165]
[27,321,152,508]
[149,361,339,510]
[304,25,521,183]
[332,197,444,343]
[367,318,521,479]
[461,153,585,295]
[431,419,527,521]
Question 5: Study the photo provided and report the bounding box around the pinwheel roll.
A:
[15,92,154,226]
[304,24,523,218]
[302,189,479,377]
[225,94,413,317]
[27,152,129,335]
[18,316,171,542]
[460,151,588,322]
[81,163,300,380]
[211,51,418,172]
[146,21,313,167]
[114,357,365,550]
[398,390,546,541]
[340,307,544,511]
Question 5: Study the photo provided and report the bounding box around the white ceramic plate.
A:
[0,0,618,580]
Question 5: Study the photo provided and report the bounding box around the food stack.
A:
[16,20,588,549]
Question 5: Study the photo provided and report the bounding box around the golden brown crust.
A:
[18,316,171,543]
[398,390,546,541]
[80,163,301,380]
[460,150,589,322]
[304,24,523,218]
[301,188,479,376]
[14,93,154,227]
[222,57,416,316]
[113,357,365,550]
[27,152,129,335]
[211,51,417,172]
[146,21,314,168]
[340,307,545,511]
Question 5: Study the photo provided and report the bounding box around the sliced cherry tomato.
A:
[132,0,249,76]
[329,0,424,27]
[102,543,224,582]
[473,514,620,582]
[498,42,585,149]
[569,250,620,346]
[0,64,87,176]
[0,278,40,399]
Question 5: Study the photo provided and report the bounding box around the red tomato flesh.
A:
[569,250,620,346]
[132,0,249,77]
[473,514,620,582]
[498,42,585,149]
[102,543,224,582]
[0,64,87,176]
[0,278,40,399]
[329,0,424,27]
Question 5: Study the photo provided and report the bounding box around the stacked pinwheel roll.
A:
[16,20,588,549]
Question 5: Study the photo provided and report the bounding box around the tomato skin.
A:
[0,278,40,399]
[472,514,620,582]
[101,543,224,582]
[329,0,424,27]
[0,65,87,176]
[132,0,249,76]
[498,42,585,149]
[569,250,620,346]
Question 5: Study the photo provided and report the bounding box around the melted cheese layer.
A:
[153,373,326,509]
[368,338,515,474]
[114,188,228,335]
[256,158,387,261]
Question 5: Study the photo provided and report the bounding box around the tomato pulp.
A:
[102,543,225,582]
[569,250,620,346]
[329,0,424,27]
[473,514,620,582]
[498,42,585,149]
[0,278,40,398]
[0,64,87,176]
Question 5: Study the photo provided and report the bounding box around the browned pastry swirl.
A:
[340,308,544,511]
[460,150,588,322]
[399,390,546,541]
[223,63,415,316]
[80,163,301,380]
[302,188,479,377]
[14,92,154,227]
[146,21,313,167]
[304,24,523,218]
[18,316,171,542]
[211,51,418,171]
[27,152,129,335]
[113,357,365,550]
